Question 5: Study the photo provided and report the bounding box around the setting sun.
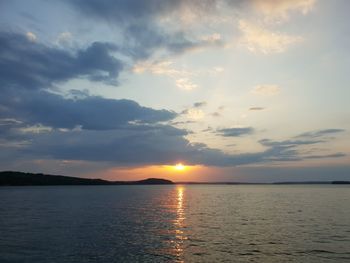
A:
[174,163,186,171]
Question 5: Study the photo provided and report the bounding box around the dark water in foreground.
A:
[0,185,350,262]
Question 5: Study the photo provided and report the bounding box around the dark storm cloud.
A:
[0,31,123,89]
[217,127,254,137]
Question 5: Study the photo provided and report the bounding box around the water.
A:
[0,185,349,262]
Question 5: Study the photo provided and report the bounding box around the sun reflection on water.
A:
[173,186,187,261]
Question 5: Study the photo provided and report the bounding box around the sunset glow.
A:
[174,163,186,171]
[1,0,349,182]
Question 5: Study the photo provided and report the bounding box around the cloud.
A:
[258,133,345,162]
[2,116,346,168]
[207,67,225,75]
[238,20,303,54]
[170,120,197,125]
[26,31,37,42]
[15,127,344,166]
[68,0,182,24]
[182,108,204,120]
[133,60,183,77]
[218,105,225,111]
[176,78,198,90]
[122,24,216,59]
[0,1,344,170]
[296,129,345,138]
[217,127,254,137]
[3,124,192,164]
[304,153,346,159]
[133,60,199,90]
[249,107,265,111]
[200,33,222,43]
[259,138,323,147]
[193,101,207,108]
[56,32,73,46]
[0,31,123,89]
[0,31,176,132]
[133,60,224,91]
[68,0,223,60]
[252,0,316,22]
[1,124,266,167]
[251,84,280,96]
[0,89,176,131]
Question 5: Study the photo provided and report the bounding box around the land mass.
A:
[177,181,350,185]
[0,171,349,186]
[0,171,173,186]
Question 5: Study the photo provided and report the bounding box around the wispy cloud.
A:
[249,107,265,111]
[133,60,198,91]
[133,60,185,77]
[251,84,281,96]
[217,127,254,137]
[176,78,198,90]
[26,31,37,42]
[56,32,73,46]
[133,60,223,90]
[211,112,221,117]
[252,0,316,22]
[238,20,303,54]
[193,101,207,108]
[295,129,346,138]
[182,108,204,120]
[259,129,345,162]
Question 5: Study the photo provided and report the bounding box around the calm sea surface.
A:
[0,185,349,262]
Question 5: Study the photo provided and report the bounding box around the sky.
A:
[0,0,349,182]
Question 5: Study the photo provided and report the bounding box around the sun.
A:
[174,163,186,171]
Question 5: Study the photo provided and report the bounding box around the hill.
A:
[0,171,173,186]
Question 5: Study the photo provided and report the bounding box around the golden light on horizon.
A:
[174,163,186,171]
[102,164,208,182]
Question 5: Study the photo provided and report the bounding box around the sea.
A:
[0,185,349,262]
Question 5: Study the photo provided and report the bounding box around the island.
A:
[0,171,174,186]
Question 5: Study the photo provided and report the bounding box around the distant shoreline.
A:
[177,181,350,185]
[1,171,349,186]
[0,171,173,186]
